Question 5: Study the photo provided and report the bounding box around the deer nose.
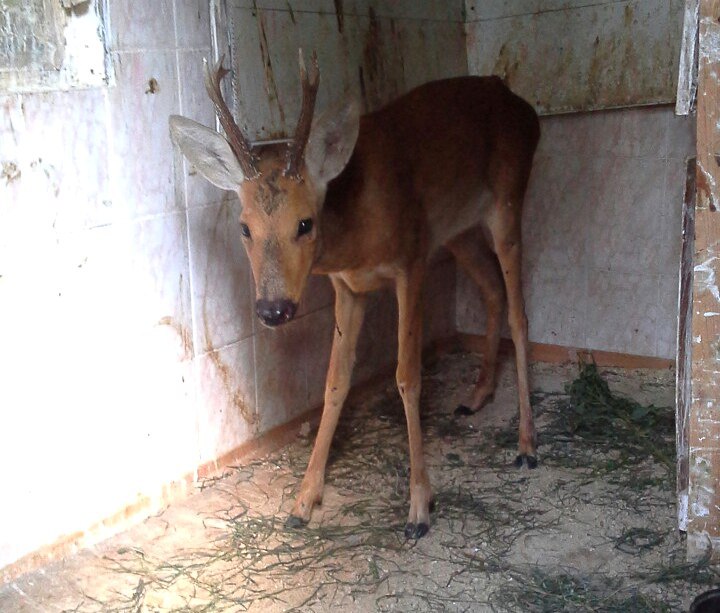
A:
[256,299,298,327]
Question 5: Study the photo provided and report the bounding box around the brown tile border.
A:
[458,333,675,370]
[1,407,322,585]
[0,356,408,584]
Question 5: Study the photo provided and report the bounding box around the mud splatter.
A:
[145,78,159,94]
[257,11,286,129]
[1,160,20,184]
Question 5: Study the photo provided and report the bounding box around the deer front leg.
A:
[286,277,366,527]
[396,268,432,539]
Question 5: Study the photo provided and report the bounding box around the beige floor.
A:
[0,352,713,612]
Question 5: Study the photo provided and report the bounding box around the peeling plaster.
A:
[0,0,110,93]
[694,255,720,302]
[699,16,720,61]
[698,159,719,211]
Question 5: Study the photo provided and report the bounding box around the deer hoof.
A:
[513,454,538,469]
[454,404,475,416]
[285,514,308,529]
[404,522,429,539]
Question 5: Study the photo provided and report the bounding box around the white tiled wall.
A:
[456,107,695,359]
[0,0,463,572]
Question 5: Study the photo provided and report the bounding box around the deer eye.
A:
[297,218,313,237]
[240,223,251,239]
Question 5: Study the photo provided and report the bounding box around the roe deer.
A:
[169,52,540,539]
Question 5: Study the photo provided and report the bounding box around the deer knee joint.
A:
[396,377,420,404]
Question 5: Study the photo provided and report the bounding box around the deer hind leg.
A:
[446,228,505,415]
[287,276,366,527]
[487,201,537,468]
[396,266,432,539]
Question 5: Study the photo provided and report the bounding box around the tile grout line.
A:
[172,0,203,478]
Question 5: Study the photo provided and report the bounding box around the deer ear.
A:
[169,115,246,190]
[304,99,360,185]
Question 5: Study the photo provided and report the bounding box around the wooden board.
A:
[687,0,720,561]
[677,158,696,532]
[676,0,699,114]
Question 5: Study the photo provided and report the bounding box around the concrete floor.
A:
[0,352,712,612]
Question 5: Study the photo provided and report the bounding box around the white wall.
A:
[457,107,695,359]
[459,0,694,359]
[464,0,684,113]
[0,0,464,573]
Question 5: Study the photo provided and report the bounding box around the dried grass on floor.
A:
[2,353,717,612]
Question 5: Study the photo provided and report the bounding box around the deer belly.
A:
[427,190,493,253]
[335,265,397,294]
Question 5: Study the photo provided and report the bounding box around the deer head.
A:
[169,51,359,326]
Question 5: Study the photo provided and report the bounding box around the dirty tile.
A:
[118,211,193,337]
[585,270,661,357]
[241,0,463,23]
[424,256,457,344]
[389,19,468,88]
[254,316,313,433]
[455,266,487,336]
[115,353,197,492]
[188,200,255,354]
[657,272,680,360]
[354,289,398,383]
[592,106,670,159]
[524,262,589,349]
[455,265,516,342]
[1,89,112,232]
[658,159,686,273]
[176,49,228,210]
[466,1,680,114]
[589,156,667,275]
[303,307,335,409]
[666,110,696,159]
[297,273,335,318]
[108,0,176,51]
[174,0,212,49]
[536,112,594,157]
[665,156,691,218]
[227,5,466,140]
[108,50,181,219]
[195,337,257,463]
[523,153,597,270]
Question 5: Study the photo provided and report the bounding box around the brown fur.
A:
[171,70,541,538]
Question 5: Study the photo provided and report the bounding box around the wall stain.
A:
[333,0,344,33]
[492,42,521,87]
[157,316,194,360]
[362,6,386,110]
[202,293,257,425]
[145,77,159,94]
[257,10,286,130]
[2,160,20,184]
[285,1,296,25]
[200,202,258,427]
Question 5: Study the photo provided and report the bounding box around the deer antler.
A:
[285,49,320,179]
[204,57,259,180]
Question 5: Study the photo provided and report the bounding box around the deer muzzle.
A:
[256,298,298,327]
